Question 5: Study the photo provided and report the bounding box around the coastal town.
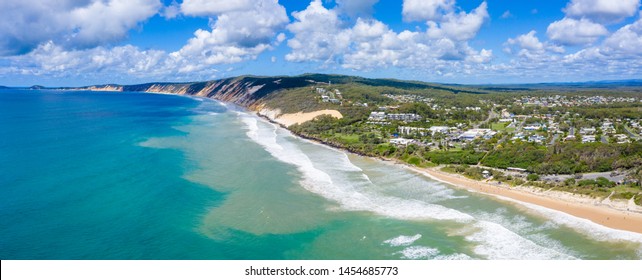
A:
[277,81,642,207]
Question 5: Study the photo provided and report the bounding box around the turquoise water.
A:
[1,90,641,259]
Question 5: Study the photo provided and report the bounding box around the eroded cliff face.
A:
[81,76,310,110]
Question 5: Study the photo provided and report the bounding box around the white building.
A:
[580,127,596,135]
[429,126,450,135]
[389,138,414,146]
[460,129,493,141]
[368,111,386,121]
[582,135,596,143]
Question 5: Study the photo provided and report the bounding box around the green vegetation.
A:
[481,142,642,174]
[270,75,642,204]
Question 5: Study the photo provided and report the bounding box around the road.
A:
[623,125,641,140]
[475,109,498,129]
[541,172,626,183]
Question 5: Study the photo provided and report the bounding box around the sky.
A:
[1,0,641,86]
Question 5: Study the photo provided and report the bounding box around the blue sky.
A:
[1,0,641,86]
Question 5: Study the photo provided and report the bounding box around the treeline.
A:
[482,142,642,174]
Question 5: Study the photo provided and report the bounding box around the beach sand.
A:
[409,166,642,234]
[272,109,343,127]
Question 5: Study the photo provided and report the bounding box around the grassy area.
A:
[491,122,516,132]
[333,133,360,145]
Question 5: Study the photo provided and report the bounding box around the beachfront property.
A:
[387,113,422,122]
[389,137,415,146]
[368,111,386,121]
[368,112,422,122]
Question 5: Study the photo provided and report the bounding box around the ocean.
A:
[1,89,641,260]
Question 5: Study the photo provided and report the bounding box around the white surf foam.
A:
[433,253,474,260]
[490,195,642,244]
[383,234,422,247]
[466,221,574,260]
[396,246,440,259]
[471,209,578,258]
[238,113,475,223]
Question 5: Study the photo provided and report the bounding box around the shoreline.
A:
[254,108,642,235]
[409,165,642,235]
[73,89,642,236]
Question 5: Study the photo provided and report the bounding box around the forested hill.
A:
[55,74,494,108]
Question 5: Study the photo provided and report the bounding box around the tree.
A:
[527,174,540,181]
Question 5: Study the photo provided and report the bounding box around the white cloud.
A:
[504,30,565,62]
[8,41,171,78]
[0,0,161,56]
[547,18,608,45]
[174,0,288,67]
[500,12,642,83]
[564,0,640,23]
[180,0,253,16]
[285,0,349,63]
[426,2,489,41]
[603,15,642,55]
[286,0,492,74]
[402,0,455,22]
[501,10,513,19]
[507,31,544,51]
[162,1,181,19]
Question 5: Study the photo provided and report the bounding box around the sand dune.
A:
[259,108,343,127]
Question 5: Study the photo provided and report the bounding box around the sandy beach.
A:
[259,108,343,127]
[408,165,642,234]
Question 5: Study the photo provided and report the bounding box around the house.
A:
[399,126,428,136]
[482,170,491,179]
[429,126,451,135]
[524,124,542,131]
[580,127,596,135]
[581,135,596,143]
[528,135,546,143]
[614,134,629,144]
[601,122,615,134]
[460,129,493,141]
[368,111,386,121]
[389,138,414,146]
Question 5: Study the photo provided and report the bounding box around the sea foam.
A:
[383,234,422,247]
